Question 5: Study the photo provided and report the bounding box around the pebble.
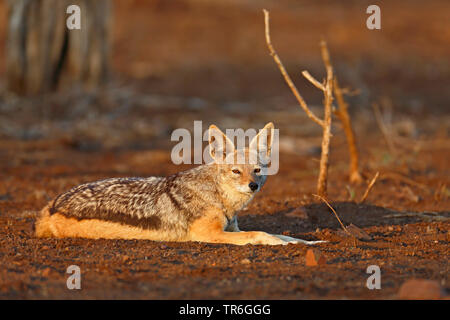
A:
[305,249,326,267]
[398,279,442,299]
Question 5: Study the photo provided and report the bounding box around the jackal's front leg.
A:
[189,212,287,245]
[224,215,240,232]
[221,217,325,245]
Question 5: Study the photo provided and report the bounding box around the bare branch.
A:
[360,171,379,203]
[316,40,334,197]
[263,9,325,128]
[313,194,351,236]
[322,40,362,184]
[302,70,325,91]
[372,102,396,155]
[320,40,332,71]
[263,10,334,197]
[334,78,363,184]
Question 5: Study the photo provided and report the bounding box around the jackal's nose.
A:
[249,182,258,192]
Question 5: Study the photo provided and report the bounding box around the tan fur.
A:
[36,208,186,241]
[35,123,325,246]
[35,205,55,238]
[188,209,285,245]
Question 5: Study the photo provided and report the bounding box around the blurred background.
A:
[0,0,448,150]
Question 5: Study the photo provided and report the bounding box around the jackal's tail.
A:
[35,203,55,237]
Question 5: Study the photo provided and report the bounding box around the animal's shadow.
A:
[238,202,449,236]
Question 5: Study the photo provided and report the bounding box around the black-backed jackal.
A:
[35,123,324,245]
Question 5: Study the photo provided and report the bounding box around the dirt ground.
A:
[0,0,449,299]
[0,132,448,299]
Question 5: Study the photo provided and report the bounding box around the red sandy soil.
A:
[0,133,448,299]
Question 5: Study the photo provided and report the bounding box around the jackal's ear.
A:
[208,124,235,162]
[249,122,274,157]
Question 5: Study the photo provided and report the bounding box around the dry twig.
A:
[360,171,379,203]
[313,194,351,236]
[334,78,363,184]
[263,9,324,128]
[264,9,334,197]
[372,102,396,155]
[316,41,334,197]
[301,71,325,91]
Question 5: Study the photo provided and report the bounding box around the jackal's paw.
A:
[295,240,328,245]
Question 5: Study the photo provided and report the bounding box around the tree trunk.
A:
[5,0,111,95]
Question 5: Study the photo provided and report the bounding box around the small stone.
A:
[347,224,372,241]
[398,279,442,299]
[305,249,326,267]
[337,224,372,241]
[241,258,251,264]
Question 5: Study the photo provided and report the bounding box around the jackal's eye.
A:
[254,168,261,174]
[232,169,241,174]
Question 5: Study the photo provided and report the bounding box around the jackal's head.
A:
[208,122,274,195]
